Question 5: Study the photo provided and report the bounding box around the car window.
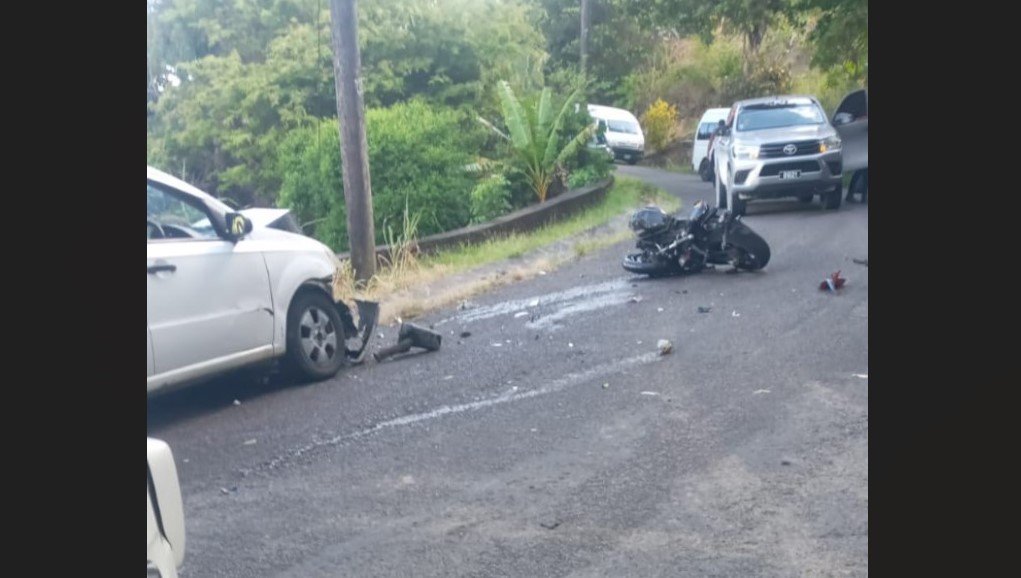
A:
[147,182,220,241]
[696,122,718,140]
[736,103,825,132]
[606,120,641,135]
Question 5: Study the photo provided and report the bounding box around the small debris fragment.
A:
[378,333,385,339]
[539,270,547,276]
[697,306,712,314]
[529,299,540,307]
[731,310,741,317]
[852,258,868,267]
[753,389,771,395]
[853,373,868,379]
[781,459,793,466]
[233,399,241,406]
[443,375,454,380]
[629,296,642,304]
[514,311,529,318]
[540,520,561,530]
[183,458,189,463]
[819,271,847,292]
[243,439,257,446]
[568,342,574,348]
[491,343,503,347]
[636,340,643,345]
[460,331,471,338]
[682,290,688,294]
[530,428,538,432]
[219,486,238,495]
[640,391,660,396]
[657,307,664,312]
[657,339,673,355]
[602,383,610,389]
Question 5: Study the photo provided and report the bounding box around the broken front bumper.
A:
[337,298,380,365]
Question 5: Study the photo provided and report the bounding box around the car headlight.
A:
[734,144,759,160]
[820,135,842,152]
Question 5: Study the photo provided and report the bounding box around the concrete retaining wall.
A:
[336,176,615,264]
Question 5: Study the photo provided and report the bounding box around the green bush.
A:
[277,99,486,252]
[470,173,513,224]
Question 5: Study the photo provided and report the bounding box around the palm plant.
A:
[485,80,596,203]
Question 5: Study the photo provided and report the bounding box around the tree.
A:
[800,0,867,86]
[489,81,595,203]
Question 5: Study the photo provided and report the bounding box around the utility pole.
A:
[580,0,591,78]
[329,0,376,284]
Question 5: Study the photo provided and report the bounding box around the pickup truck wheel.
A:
[285,290,347,382]
[727,186,746,216]
[823,182,842,210]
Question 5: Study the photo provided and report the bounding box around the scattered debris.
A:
[853,373,868,379]
[491,343,503,347]
[629,296,642,304]
[640,391,660,396]
[243,439,257,446]
[636,340,643,345]
[514,311,529,318]
[753,389,771,395]
[529,299,540,307]
[568,342,574,348]
[657,339,673,355]
[602,383,610,389]
[781,459,793,466]
[852,257,868,267]
[233,399,241,406]
[657,307,664,312]
[530,428,538,432]
[539,520,561,530]
[697,306,712,314]
[731,310,740,317]
[459,331,471,338]
[374,322,443,362]
[819,271,847,292]
[220,486,238,495]
[443,375,454,380]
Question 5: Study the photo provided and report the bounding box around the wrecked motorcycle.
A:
[622,200,770,277]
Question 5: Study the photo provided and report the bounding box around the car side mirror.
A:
[833,112,854,126]
[147,438,185,575]
[224,212,253,241]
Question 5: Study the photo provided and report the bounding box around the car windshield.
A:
[606,120,641,134]
[736,103,825,131]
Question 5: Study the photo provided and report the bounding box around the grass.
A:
[333,175,679,323]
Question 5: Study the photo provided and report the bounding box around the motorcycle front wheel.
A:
[622,251,677,277]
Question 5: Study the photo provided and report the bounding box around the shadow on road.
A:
[147,367,299,432]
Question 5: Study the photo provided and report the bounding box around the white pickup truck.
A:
[147,438,186,578]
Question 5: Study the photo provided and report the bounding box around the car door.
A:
[832,89,868,172]
[715,105,737,184]
[147,180,275,386]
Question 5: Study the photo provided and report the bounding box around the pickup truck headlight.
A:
[820,135,842,153]
[734,144,759,160]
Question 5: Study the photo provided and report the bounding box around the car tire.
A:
[823,182,842,210]
[847,169,868,203]
[699,158,713,182]
[284,289,347,382]
[727,185,746,216]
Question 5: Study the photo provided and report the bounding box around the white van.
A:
[587,104,645,164]
[692,107,731,180]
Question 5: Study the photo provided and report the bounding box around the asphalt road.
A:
[148,166,869,578]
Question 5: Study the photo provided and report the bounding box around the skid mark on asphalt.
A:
[434,277,635,328]
[240,351,663,477]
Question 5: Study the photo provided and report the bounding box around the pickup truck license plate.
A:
[779,170,801,179]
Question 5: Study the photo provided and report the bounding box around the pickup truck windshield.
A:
[736,104,824,132]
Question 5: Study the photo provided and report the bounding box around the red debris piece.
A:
[819,270,847,292]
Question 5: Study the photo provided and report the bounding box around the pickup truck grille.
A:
[759,140,821,158]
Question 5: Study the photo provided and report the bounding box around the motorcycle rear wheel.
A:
[727,236,771,271]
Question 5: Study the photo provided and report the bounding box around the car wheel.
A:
[823,182,843,210]
[285,289,347,382]
[847,169,868,203]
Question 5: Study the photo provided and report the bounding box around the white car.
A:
[146,166,378,396]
